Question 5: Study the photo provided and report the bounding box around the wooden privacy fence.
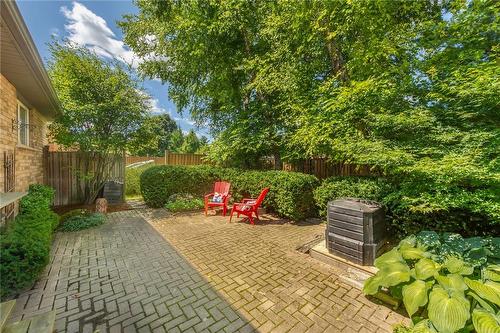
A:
[44,148,125,206]
[126,151,205,166]
[282,158,378,179]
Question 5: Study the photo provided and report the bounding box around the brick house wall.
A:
[0,73,49,193]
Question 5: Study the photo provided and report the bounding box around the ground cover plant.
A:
[140,165,319,220]
[58,209,106,232]
[165,194,204,212]
[363,231,500,333]
[0,185,58,299]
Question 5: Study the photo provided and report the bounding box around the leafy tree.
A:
[48,42,150,203]
[169,128,184,153]
[179,129,201,153]
[121,1,500,230]
[129,113,182,156]
[120,1,286,168]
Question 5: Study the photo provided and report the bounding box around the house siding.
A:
[0,73,48,193]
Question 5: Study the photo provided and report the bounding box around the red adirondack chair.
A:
[229,188,269,225]
[204,181,231,216]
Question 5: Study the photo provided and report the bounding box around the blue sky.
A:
[17,0,210,138]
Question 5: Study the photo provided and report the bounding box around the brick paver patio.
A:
[9,209,407,332]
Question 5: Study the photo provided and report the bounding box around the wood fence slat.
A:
[44,148,125,207]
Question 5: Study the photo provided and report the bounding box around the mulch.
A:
[52,202,133,215]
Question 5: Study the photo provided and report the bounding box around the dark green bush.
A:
[230,170,319,220]
[140,165,319,220]
[58,211,106,232]
[314,176,499,237]
[385,181,499,237]
[0,184,58,299]
[313,176,393,217]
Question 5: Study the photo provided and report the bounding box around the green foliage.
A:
[313,176,392,217]
[129,114,208,156]
[121,0,499,232]
[0,185,58,299]
[165,194,204,212]
[125,164,154,197]
[141,165,220,208]
[314,176,498,237]
[179,130,202,154]
[140,165,319,220]
[48,42,151,203]
[364,231,500,333]
[58,210,106,232]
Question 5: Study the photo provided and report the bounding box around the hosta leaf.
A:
[485,281,500,299]
[464,237,488,250]
[363,275,382,295]
[444,256,474,275]
[416,231,440,249]
[435,274,467,292]
[412,319,437,333]
[472,309,500,333]
[428,286,470,333]
[468,291,496,314]
[402,280,433,317]
[374,248,404,268]
[484,266,500,282]
[465,278,500,306]
[401,245,428,260]
[378,262,411,287]
[399,235,417,248]
[415,258,441,280]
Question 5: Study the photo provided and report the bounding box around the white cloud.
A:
[61,2,140,66]
[50,27,60,38]
[149,98,168,114]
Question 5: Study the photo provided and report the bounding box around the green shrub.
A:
[385,183,499,237]
[230,170,319,220]
[140,165,221,207]
[313,176,393,217]
[363,231,500,333]
[59,209,88,223]
[140,165,319,220]
[165,194,204,212]
[58,210,106,232]
[0,184,58,299]
[125,164,153,197]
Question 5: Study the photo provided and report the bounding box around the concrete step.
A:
[0,300,16,331]
[3,310,55,333]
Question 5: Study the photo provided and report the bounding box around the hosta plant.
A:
[363,231,500,333]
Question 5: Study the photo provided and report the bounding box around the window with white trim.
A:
[17,102,29,146]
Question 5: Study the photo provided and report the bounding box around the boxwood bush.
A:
[140,165,319,220]
[0,184,58,299]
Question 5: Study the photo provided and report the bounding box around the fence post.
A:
[164,150,168,165]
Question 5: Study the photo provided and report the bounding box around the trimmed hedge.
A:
[313,177,393,217]
[140,165,319,220]
[0,184,58,299]
[125,164,153,197]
